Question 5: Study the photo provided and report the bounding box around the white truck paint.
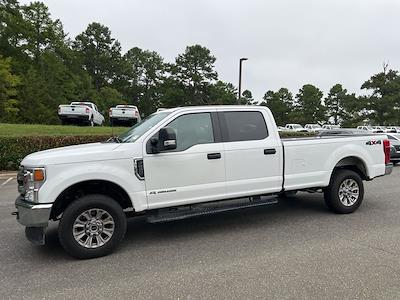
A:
[15,106,393,258]
[58,102,104,126]
[109,105,141,126]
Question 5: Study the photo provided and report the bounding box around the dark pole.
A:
[238,58,248,104]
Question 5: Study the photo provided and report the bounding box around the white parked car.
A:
[384,126,399,133]
[357,125,375,132]
[284,123,307,132]
[372,126,385,133]
[109,105,141,126]
[304,124,323,132]
[15,106,393,258]
[322,124,340,130]
[58,102,104,126]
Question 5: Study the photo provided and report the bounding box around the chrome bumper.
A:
[14,197,52,227]
[385,163,393,175]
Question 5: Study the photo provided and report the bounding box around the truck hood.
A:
[21,142,130,166]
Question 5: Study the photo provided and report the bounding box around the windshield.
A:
[118,111,171,143]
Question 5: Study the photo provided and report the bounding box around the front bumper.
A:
[15,196,52,227]
[385,163,393,175]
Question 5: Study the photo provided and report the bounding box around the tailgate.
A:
[111,108,136,118]
[59,105,87,115]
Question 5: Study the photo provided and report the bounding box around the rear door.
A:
[143,111,226,209]
[219,109,283,198]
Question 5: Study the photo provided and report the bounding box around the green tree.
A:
[341,93,363,127]
[0,56,21,122]
[241,90,256,105]
[324,84,348,125]
[21,1,65,62]
[120,47,165,116]
[74,22,122,90]
[209,81,237,105]
[295,84,326,124]
[361,66,400,125]
[0,0,24,57]
[261,88,293,126]
[170,44,218,105]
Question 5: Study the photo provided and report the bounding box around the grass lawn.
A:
[0,123,129,137]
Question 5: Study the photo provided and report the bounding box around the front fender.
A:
[38,159,147,212]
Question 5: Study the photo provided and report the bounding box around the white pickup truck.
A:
[14,106,393,259]
[109,105,141,126]
[58,102,105,126]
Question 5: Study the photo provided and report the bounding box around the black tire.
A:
[324,169,364,214]
[58,194,127,259]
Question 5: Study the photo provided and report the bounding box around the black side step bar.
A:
[146,196,278,223]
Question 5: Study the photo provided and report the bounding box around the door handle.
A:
[207,153,221,160]
[264,148,276,155]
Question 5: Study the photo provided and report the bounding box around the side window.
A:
[221,111,268,142]
[167,113,214,151]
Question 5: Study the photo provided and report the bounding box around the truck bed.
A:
[282,133,386,191]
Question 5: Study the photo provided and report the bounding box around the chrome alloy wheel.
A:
[338,179,360,207]
[72,209,115,248]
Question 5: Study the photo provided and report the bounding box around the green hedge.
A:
[279,131,316,138]
[0,131,316,171]
[0,135,111,170]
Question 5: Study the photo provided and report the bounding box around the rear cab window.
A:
[219,111,268,142]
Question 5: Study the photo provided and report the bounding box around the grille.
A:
[17,166,26,195]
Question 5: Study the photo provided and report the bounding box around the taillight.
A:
[58,106,61,113]
[383,139,391,164]
[85,107,89,114]
[135,111,138,116]
[109,108,112,117]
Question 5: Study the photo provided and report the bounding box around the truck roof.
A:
[154,105,267,114]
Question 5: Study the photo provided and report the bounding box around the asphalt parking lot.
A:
[1,167,400,299]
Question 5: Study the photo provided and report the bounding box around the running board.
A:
[146,196,278,223]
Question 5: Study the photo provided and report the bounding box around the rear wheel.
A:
[324,169,364,214]
[58,194,127,259]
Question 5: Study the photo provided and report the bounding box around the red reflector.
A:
[383,139,391,164]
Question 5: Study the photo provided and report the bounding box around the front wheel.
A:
[324,169,364,214]
[58,194,127,259]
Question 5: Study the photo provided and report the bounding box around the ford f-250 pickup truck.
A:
[14,106,393,259]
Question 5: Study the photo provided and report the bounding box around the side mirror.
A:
[149,127,177,153]
[159,127,177,151]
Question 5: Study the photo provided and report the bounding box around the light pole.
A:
[238,57,248,104]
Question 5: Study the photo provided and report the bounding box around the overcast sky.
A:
[21,0,400,101]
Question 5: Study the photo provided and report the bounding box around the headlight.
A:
[20,167,46,203]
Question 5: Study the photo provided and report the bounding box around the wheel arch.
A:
[331,156,368,181]
[50,179,133,220]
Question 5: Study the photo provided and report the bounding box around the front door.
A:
[143,112,226,209]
